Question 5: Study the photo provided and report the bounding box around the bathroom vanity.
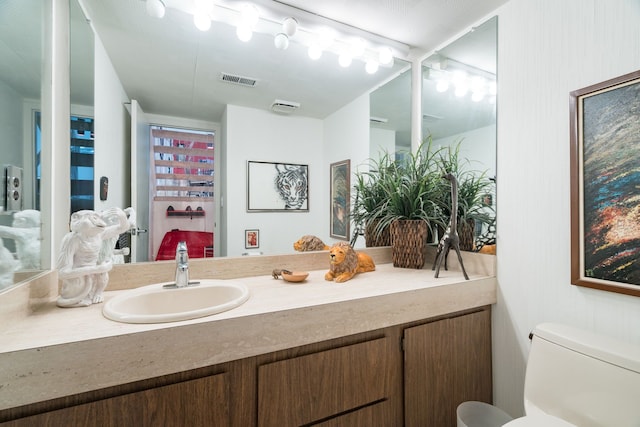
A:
[0,247,496,426]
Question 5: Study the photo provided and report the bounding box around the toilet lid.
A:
[503,414,577,427]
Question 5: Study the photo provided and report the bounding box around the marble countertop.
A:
[0,262,497,411]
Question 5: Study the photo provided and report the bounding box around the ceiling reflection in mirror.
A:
[0,0,44,291]
[80,0,409,122]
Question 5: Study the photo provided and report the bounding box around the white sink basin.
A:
[103,280,250,324]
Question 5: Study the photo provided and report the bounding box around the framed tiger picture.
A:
[247,161,309,212]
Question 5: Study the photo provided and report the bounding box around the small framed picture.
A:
[330,159,350,240]
[245,229,259,249]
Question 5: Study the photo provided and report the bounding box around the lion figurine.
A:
[324,242,375,283]
[293,235,329,252]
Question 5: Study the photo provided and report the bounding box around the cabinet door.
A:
[4,373,230,427]
[258,337,393,427]
[404,308,492,427]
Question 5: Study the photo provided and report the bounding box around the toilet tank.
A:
[524,323,640,426]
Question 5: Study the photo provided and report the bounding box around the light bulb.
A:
[454,84,468,97]
[308,44,322,60]
[236,25,253,42]
[282,17,298,37]
[471,91,485,102]
[338,52,352,68]
[146,0,165,18]
[194,13,211,31]
[378,47,393,65]
[274,33,289,50]
[365,60,379,74]
[240,4,260,27]
[436,79,449,93]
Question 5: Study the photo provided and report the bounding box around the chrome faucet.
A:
[175,241,190,288]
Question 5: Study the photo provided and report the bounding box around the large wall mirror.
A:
[421,16,497,248]
[75,0,410,261]
[0,0,44,291]
[62,3,496,264]
[421,16,497,176]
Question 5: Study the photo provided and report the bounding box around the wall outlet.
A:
[3,165,23,212]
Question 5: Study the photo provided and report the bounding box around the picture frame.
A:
[570,69,640,297]
[245,229,259,249]
[329,159,350,240]
[247,161,309,212]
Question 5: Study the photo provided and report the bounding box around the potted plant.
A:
[435,141,496,251]
[353,138,446,268]
[351,151,394,247]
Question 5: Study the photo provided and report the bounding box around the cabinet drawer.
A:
[258,337,390,427]
[312,400,393,427]
[3,373,230,427]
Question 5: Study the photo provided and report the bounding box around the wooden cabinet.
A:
[404,308,492,427]
[257,337,399,426]
[1,307,491,427]
[2,373,230,427]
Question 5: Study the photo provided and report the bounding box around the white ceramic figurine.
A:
[0,209,41,270]
[56,207,130,308]
[0,239,18,290]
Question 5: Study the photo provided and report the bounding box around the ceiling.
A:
[75,0,505,125]
[0,0,505,136]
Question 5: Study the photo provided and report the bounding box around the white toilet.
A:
[458,322,640,427]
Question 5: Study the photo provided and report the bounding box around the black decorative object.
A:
[433,173,469,280]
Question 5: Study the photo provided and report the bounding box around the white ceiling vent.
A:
[219,72,258,87]
[271,99,300,114]
[423,113,443,122]
[370,116,389,124]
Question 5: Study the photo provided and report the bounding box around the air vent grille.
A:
[271,99,300,114]
[219,72,258,87]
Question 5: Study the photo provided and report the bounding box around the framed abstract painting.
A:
[570,69,640,297]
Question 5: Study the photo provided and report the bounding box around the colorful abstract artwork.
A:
[571,70,640,297]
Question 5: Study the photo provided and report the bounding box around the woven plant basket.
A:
[458,219,476,251]
[390,219,429,269]
[364,220,391,247]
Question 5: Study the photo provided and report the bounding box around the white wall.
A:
[93,36,129,211]
[433,124,497,177]
[0,82,23,171]
[224,105,324,257]
[324,94,371,249]
[494,0,640,417]
[370,127,396,161]
[222,98,370,257]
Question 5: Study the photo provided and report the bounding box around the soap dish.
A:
[281,271,309,283]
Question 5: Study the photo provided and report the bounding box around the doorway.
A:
[148,126,216,261]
